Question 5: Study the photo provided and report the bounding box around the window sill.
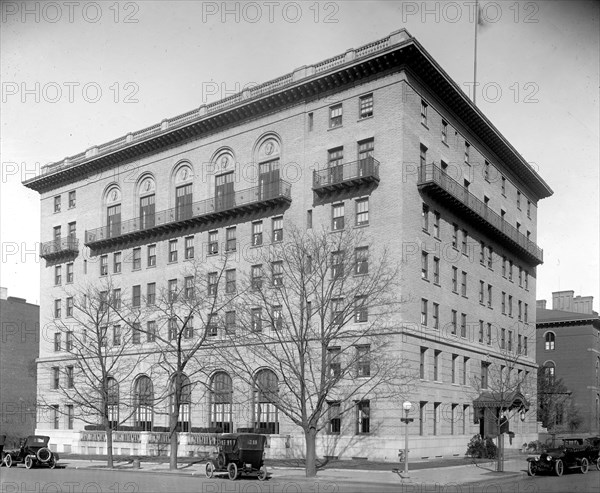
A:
[421,123,429,130]
[357,115,374,122]
[207,253,219,258]
[328,125,343,131]
[354,223,369,229]
[422,229,430,235]
[422,278,430,283]
[461,295,468,300]
[146,265,156,270]
[441,141,449,148]
[433,282,441,287]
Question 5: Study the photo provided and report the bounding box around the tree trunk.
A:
[496,433,504,472]
[169,430,178,470]
[304,427,318,477]
[105,417,113,469]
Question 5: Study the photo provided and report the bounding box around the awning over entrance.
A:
[473,389,530,411]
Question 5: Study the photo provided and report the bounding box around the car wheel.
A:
[227,462,238,480]
[580,457,589,474]
[25,456,33,469]
[4,455,12,468]
[554,459,564,477]
[595,456,600,471]
[216,452,226,470]
[257,465,267,481]
[48,457,56,469]
[205,461,215,479]
[527,461,537,476]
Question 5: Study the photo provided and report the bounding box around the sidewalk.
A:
[60,454,529,487]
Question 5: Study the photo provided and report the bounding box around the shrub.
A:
[466,434,498,458]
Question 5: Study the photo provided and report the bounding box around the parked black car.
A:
[3,435,59,469]
[527,438,591,476]
[205,433,268,481]
[584,436,600,470]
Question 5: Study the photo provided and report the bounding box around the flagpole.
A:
[473,0,478,105]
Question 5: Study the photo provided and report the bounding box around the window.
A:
[131,323,141,345]
[328,347,341,378]
[500,328,506,349]
[308,112,313,131]
[329,103,343,128]
[355,247,368,275]
[54,195,61,213]
[501,176,506,195]
[331,251,344,279]
[452,354,457,383]
[464,142,470,165]
[543,362,556,385]
[420,144,428,168]
[168,279,178,302]
[359,94,373,118]
[433,402,440,435]
[147,282,156,305]
[225,269,236,293]
[225,227,236,252]
[480,281,485,304]
[463,357,469,385]
[508,330,513,352]
[54,333,61,352]
[328,402,341,434]
[332,298,344,326]
[113,325,121,346]
[461,229,468,255]
[433,211,440,238]
[146,321,156,342]
[421,252,429,280]
[356,400,370,434]
[52,367,60,389]
[332,203,344,231]
[68,190,76,208]
[433,350,441,381]
[478,320,484,343]
[524,337,528,355]
[527,200,531,218]
[420,100,428,126]
[481,362,490,389]
[168,318,178,340]
[100,291,108,311]
[67,404,74,430]
[508,295,513,317]
[524,303,528,322]
[271,262,283,287]
[271,305,283,330]
[433,257,440,284]
[100,255,108,276]
[52,405,59,429]
[252,221,263,246]
[461,271,467,297]
[251,308,262,332]
[208,230,218,254]
[66,297,73,317]
[66,263,73,283]
[524,271,529,290]
[305,209,313,230]
[421,298,428,325]
[54,225,61,242]
[452,223,458,248]
[432,303,439,330]
[272,216,283,242]
[253,369,279,434]
[518,334,522,354]
[168,240,178,262]
[175,183,193,221]
[134,376,154,431]
[422,204,429,232]
[484,161,490,181]
[107,203,121,238]
[54,265,62,285]
[184,276,194,299]
[452,267,458,293]
[225,311,236,334]
[143,245,155,268]
[132,285,141,307]
[111,252,121,274]
[184,236,194,259]
[419,347,427,379]
[479,241,485,264]
[451,309,457,335]
[210,372,233,433]
[487,247,494,270]
[517,190,521,210]
[487,284,493,308]
[54,299,61,318]
[355,198,369,226]
[460,313,467,338]
[140,193,155,229]
[65,330,73,351]
[132,247,141,270]
[486,323,492,345]
[545,332,555,351]
[441,120,448,143]
[251,265,263,291]
[518,300,522,321]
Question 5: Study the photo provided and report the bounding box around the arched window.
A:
[253,369,279,434]
[169,373,191,432]
[133,375,153,431]
[174,164,193,221]
[256,137,281,201]
[543,361,556,385]
[210,372,233,433]
[544,332,555,351]
[138,175,156,229]
[107,377,119,429]
[105,185,121,239]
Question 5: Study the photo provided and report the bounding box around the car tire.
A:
[596,456,600,471]
[227,462,238,480]
[25,456,33,469]
[4,455,12,468]
[554,459,564,477]
[257,465,267,481]
[527,461,537,476]
[205,461,215,479]
[216,452,226,470]
[580,457,589,474]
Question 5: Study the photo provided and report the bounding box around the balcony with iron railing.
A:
[85,180,292,248]
[313,157,380,194]
[40,236,79,260]
[418,163,543,265]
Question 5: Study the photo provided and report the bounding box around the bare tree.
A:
[469,322,536,472]
[132,256,236,470]
[40,279,147,468]
[537,367,583,433]
[216,226,413,477]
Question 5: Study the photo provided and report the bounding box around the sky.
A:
[1,0,598,309]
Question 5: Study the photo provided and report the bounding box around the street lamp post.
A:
[401,401,414,475]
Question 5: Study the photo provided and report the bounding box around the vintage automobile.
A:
[205,433,268,481]
[3,435,59,469]
[584,436,600,470]
[527,438,591,476]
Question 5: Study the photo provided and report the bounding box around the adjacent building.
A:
[0,288,39,439]
[537,291,600,434]
[23,29,552,460]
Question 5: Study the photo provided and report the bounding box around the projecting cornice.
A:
[23,28,553,200]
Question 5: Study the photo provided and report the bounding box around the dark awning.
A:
[473,389,530,411]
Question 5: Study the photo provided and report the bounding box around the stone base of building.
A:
[36,428,539,462]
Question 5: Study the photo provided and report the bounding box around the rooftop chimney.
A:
[552,290,574,311]
[0,287,7,300]
[572,295,594,315]
[536,299,547,310]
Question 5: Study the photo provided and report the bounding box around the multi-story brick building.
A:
[23,29,552,460]
[0,288,39,439]
[537,291,600,434]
